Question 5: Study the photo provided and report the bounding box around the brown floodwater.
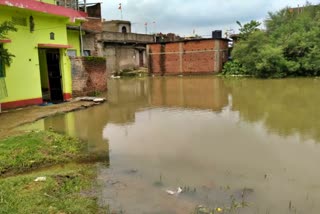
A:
[22,76,320,213]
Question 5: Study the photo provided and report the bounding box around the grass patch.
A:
[0,130,89,177]
[0,164,103,214]
[0,131,106,213]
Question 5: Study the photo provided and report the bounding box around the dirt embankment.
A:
[0,100,104,139]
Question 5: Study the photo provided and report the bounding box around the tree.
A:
[0,21,16,101]
[0,21,17,66]
[236,20,261,40]
[224,4,320,78]
[232,30,288,78]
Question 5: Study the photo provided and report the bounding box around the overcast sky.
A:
[89,0,319,36]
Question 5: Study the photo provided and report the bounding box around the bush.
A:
[225,4,320,78]
[222,61,247,76]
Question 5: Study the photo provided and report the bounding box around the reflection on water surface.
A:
[23,76,320,213]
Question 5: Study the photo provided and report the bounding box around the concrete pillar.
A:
[179,42,183,74]
[214,40,221,72]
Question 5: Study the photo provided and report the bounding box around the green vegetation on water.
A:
[223,4,320,78]
[0,131,103,213]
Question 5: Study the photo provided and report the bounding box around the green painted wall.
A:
[67,29,81,57]
[37,0,56,5]
[0,6,77,104]
[60,48,72,94]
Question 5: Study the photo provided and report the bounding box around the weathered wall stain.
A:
[148,48,154,74]
[160,44,166,76]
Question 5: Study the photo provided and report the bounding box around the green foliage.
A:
[232,31,289,78]
[236,20,261,40]
[0,45,14,67]
[0,21,17,66]
[0,21,16,39]
[84,56,106,63]
[222,60,247,76]
[226,4,320,78]
[88,90,102,97]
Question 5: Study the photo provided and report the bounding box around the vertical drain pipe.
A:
[79,0,86,56]
[84,0,87,12]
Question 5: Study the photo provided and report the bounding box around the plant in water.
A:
[222,60,249,76]
[153,173,163,187]
[182,185,197,195]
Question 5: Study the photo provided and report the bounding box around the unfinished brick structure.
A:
[147,39,229,75]
[71,57,107,96]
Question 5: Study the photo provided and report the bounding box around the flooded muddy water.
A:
[22,76,320,213]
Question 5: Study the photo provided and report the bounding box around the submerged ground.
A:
[3,76,320,213]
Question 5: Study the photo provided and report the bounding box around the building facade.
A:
[83,20,155,75]
[0,0,87,110]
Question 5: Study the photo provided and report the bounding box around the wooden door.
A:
[46,49,63,102]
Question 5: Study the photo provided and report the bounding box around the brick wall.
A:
[82,19,102,32]
[71,57,107,96]
[148,39,229,75]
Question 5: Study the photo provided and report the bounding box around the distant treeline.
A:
[223,4,320,78]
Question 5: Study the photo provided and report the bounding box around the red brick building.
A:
[147,38,229,75]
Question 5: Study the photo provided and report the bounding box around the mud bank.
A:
[0,99,106,139]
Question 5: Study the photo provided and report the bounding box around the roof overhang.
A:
[38,43,72,49]
[67,25,97,34]
[0,0,87,23]
[102,41,153,45]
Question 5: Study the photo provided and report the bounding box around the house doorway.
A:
[39,49,63,102]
